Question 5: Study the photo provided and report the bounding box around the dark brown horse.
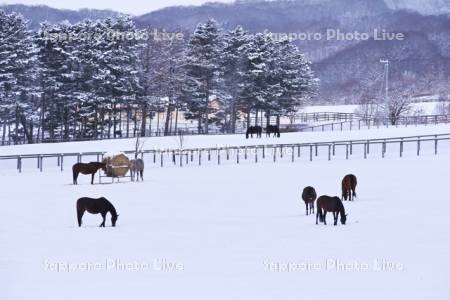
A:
[265,125,280,138]
[246,126,262,139]
[72,162,106,185]
[302,186,317,215]
[316,195,347,225]
[76,197,119,227]
[342,174,357,201]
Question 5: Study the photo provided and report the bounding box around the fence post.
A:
[340,122,343,131]
[199,150,202,166]
[160,151,164,167]
[350,121,352,131]
[309,145,313,161]
[350,141,353,155]
[237,148,239,164]
[382,142,386,158]
[280,145,284,158]
[332,143,336,156]
[435,135,438,155]
[298,145,301,157]
[273,146,277,162]
[367,141,370,154]
[40,156,43,172]
[255,147,258,163]
[208,149,211,161]
[315,144,318,156]
[60,154,64,171]
[364,143,367,159]
[417,138,421,156]
[346,144,349,160]
[37,155,40,169]
[18,156,22,173]
[218,149,221,165]
[400,140,403,157]
[153,151,156,164]
[262,145,265,159]
[328,144,331,161]
[191,150,194,162]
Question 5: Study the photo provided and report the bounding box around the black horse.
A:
[246,126,262,139]
[72,162,106,185]
[302,186,317,215]
[316,195,347,225]
[76,197,119,227]
[266,125,280,138]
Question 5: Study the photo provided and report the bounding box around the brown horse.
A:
[342,174,357,201]
[72,162,106,185]
[76,197,119,227]
[302,186,317,215]
[316,195,347,225]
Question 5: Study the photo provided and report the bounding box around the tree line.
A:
[0,11,317,144]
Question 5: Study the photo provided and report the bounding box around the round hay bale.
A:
[102,152,130,177]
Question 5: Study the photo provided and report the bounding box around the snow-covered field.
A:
[301,101,444,115]
[2,123,450,157]
[1,125,450,299]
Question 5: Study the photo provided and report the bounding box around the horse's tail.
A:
[72,168,78,185]
[76,201,82,227]
[351,175,357,198]
[316,201,323,223]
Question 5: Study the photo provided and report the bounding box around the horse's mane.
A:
[103,198,117,216]
[336,198,346,214]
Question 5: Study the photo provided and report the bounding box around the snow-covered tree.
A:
[183,19,223,134]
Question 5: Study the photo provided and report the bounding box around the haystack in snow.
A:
[102,152,130,177]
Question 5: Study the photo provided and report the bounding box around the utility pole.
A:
[380,59,389,109]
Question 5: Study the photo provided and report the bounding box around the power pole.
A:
[380,59,389,109]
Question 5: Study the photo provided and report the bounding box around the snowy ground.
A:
[2,123,450,157]
[300,101,444,115]
[1,126,450,299]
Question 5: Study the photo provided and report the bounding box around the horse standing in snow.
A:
[341,174,357,201]
[316,195,347,225]
[72,162,106,185]
[129,159,144,181]
[265,125,280,138]
[246,126,262,139]
[76,197,119,227]
[302,186,317,215]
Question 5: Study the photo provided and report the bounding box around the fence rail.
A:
[2,133,449,173]
[298,115,450,132]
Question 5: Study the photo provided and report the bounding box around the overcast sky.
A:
[0,0,233,15]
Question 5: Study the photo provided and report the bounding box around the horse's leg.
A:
[140,170,144,181]
[100,212,106,227]
[333,212,337,225]
[323,211,327,225]
[310,202,314,214]
[305,202,308,215]
[77,209,84,227]
[91,173,95,185]
[73,171,78,185]
[316,209,319,225]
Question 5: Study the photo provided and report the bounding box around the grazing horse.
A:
[76,197,119,227]
[342,174,357,201]
[129,158,144,181]
[316,195,347,225]
[302,186,317,215]
[265,125,280,138]
[72,162,106,185]
[246,126,262,139]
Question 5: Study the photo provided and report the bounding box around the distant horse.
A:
[72,162,106,185]
[266,125,280,138]
[342,174,357,201]
[129,158,144,181]
[76,197,119,227]
[302,186,317,215]
[246,126,262,139]
[316,195,347,225]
